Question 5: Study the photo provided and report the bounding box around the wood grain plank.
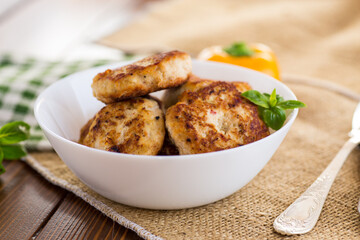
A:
[0,160,67,240]
[0,161,25,190]
[36,193,142,240]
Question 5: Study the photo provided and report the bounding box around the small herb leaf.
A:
[242,89,306,130]
[277,100,306,109]
[276,95,284,103]
[0,121,30,145]
[265,93,284,103]
[269,89,277,107]
[262,107,286,130]
[223,42,254,57]
[1,144,27,160]
[241,90,269,108]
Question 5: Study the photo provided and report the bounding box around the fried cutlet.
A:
[79,97,165,155]
[165,81,269,155]
[162,74,252,109]
[92,50,192,104]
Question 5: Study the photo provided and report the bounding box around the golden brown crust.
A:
[92,50,192,104]
[165,81,269,155]
[79,115,95,144]
[79,98,165,155]
[162,75,251,109]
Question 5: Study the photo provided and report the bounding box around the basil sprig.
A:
[0,121,30,174]
[242,89,306,130]
[223,42,254,57]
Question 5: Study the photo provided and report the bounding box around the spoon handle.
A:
[273,137,359,235]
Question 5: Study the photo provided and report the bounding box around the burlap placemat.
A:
[25,78,360,239]
[99,0,360,94]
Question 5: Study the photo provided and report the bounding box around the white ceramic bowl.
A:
[34,60,298,210]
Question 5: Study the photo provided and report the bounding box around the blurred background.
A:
[1,0,359,91]
[0,1,359,239]
[0,0,158,61]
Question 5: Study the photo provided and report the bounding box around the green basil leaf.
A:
[264,93,284,103]
[257,106,266,121]
[0,148,4,175]
[1,144,27,160]
[0,121,30,145]
[265,93,283,101]
[276,95,284,103]
[277,100,306,109]
[269,89,277,107]
[262,106,286,130]
[242,90,269,108]
[223,42,254,57]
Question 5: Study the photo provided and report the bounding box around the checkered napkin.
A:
[0,55,124,151]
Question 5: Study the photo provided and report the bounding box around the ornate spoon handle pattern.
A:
[273,137,359,235]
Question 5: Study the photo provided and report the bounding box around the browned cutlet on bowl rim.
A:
[92,50,192,104]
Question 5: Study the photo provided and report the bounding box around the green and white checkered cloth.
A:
[0,55,128,151]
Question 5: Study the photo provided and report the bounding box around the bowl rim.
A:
[34,59,298,160]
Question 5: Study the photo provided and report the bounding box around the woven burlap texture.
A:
[100,0,360,94]
[27,81,360,239]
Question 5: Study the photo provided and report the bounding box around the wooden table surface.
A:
[0,0,161,239]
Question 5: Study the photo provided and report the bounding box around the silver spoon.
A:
[273,102,360,235]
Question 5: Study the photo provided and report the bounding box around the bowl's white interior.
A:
[35,60,297,146]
